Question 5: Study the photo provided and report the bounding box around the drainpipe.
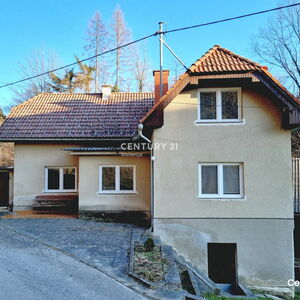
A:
[134,124,154,231]
[136,123,151,143]
[150,147,154,232]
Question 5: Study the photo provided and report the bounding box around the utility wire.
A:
[163,3,300,34]
[0,2,299,90]
[0,33,156,89]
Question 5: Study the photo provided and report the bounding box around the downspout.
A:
[135,124,154,231]
[136,123,151,143]
[150,140,154,232]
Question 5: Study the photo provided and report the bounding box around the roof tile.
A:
[0,92,154,139]
[189,45,260,73]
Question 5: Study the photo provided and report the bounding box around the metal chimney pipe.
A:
[158,22,164,98]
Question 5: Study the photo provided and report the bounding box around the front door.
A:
[0,172,9,207]
[208,243,237,284]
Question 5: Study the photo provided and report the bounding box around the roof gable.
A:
[141,45,299,127]
[189,45,260,73]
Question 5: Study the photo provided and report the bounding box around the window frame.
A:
[197,87,242,123]
[45,166,77,193]
[198,163,244,199]
[99,165,136,194]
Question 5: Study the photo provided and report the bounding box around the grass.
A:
[133,244,164,282]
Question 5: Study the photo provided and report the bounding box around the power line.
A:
[0,33,156,89]
[0,3,299,90]
[163,3,300,34]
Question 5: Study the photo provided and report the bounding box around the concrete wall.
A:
[152,86,293,293]
[154,218,294,293]
[14,144,78,210]
[78,155,150,212]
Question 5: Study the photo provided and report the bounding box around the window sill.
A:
[44,190,77,193]
[97,191,137,195]
[194,119,245,126]
[198,196,246,201]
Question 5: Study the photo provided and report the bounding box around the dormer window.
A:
[197,88,241,122]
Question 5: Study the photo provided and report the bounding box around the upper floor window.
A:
[198,88,241,122]
[45,167,77,192]
[99,165,136,194]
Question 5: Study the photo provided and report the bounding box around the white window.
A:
[198,163,243,198]
[99,165,136,193]
[45,167,77,192]
[198,88,241,122]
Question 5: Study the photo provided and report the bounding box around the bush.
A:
[144,238,155,252]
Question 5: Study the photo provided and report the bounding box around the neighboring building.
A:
[0,117,14,207]
[292,157,300,279]
[0,45,299,295]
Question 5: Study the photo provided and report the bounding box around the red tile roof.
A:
[0,93,154,140]
[189,44,260,73]
[140,45,299,124]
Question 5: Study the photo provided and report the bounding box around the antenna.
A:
[157,21,188,91]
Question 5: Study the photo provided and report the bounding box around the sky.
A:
[0,0,281,112]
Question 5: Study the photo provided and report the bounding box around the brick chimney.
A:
[153,70,169,103]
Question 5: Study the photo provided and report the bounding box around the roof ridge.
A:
[189,44,262,73]
[32,92,154,95]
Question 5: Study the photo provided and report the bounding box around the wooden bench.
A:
[33,194,78,213]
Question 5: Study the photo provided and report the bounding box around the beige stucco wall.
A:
[78,155,150,212]
[13,144,78,209]
[152,86,293,293]
[153,87,292,219]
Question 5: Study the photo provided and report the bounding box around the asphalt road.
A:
[0,225,147,300]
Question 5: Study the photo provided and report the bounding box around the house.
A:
[0,117,14,208]
[0,45,299,295]
[292,157,300,279]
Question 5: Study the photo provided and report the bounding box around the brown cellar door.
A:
[0,172,9,207]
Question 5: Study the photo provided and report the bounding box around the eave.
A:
[0,137,136,143]
[141,71,300,130]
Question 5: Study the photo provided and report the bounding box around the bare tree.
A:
[83,11,109,92]
[110,5,132,91]
[131,46,152,92]
[11,49,59,103]
[253,1,300,156]
[169,59,185,87]
[252,1,300,97]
